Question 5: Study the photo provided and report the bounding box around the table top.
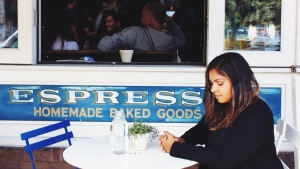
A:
[63,136,196,169]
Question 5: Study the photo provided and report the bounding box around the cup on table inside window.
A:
[119,50,134,62]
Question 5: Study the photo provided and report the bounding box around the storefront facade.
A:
[0,0,299,154]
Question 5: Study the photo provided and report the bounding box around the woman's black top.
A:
[170,98,283,169]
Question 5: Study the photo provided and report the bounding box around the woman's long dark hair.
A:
[203,52,259,130]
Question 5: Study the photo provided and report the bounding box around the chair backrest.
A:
[20,120,74,169]
[276,118,286,154]
[276,118,300,169]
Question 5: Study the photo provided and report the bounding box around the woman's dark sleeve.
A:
[180,115,209,145]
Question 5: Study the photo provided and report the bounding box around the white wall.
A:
[0,65,298,151]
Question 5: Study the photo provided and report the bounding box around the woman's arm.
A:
[180,115,209,145]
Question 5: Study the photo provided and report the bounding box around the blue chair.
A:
[20,120,77,169]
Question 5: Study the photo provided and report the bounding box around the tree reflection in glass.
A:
[224,0,281,51]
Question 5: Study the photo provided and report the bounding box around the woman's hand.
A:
[158,131,186,153]
[158,131,170,152]
[159,131,175,153]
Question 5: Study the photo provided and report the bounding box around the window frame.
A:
[207,0,296,67]
[0,0,37,64]
[297,0,300,67]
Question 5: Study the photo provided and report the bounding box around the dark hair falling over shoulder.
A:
[203,52,259,131]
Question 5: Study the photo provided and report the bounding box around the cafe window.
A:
[207,0,296,67]
[224,0,281,52]
[0,0,36,64]
[0,0,18,49]
[39,0,207,65]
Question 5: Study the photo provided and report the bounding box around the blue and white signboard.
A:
[0,85,281,123]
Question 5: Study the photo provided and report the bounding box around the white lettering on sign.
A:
[155,91,177,105]
[110,108,151,118]
[157,108,202,119]
[9,89,203,106]
[182,91,202,106]
[66,90,91,103]
[94,91,119,104]
[34,107,103,118]
[40,89,61,104]
[124,91,148,104]
[9,89,34,103]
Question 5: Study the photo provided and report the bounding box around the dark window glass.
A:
[39,0,206,65]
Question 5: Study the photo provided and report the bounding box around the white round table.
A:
[63,136,197,169]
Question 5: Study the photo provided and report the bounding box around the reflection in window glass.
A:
[0,0,18,48]
[224,0,281,51]
[40,0,206,64]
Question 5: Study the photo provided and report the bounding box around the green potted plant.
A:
[128,120,159,151]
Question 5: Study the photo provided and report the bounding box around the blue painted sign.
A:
[0,85,281,123]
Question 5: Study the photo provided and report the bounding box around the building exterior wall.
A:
[0,0,299,168]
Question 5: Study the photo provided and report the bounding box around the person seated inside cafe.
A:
[97,1,186,53]
[98,9,123,40]
[44,10,80,50]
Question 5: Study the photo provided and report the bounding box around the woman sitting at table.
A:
[159,52,283,169]
[45,10,79,50]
